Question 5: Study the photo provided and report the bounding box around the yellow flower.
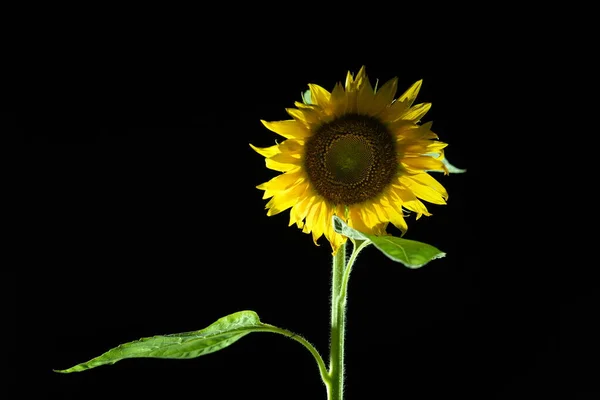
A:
[251,66,448,253]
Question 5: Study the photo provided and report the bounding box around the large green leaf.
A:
[332,216,445,268]
[55,311,263,373]
[366,235,446,268]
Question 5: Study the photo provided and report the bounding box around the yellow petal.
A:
[265,157,298,172]
[249,143,279,158]
[277,139,304,156]
[289,193,316,228]
[261,120,311,139]
[395,121,438,141]
[379,196,408,234]
[348,206,371,233]
[354,66,367,89]
[270,152,301,165]
[302,200,318,233]
[345,66,367,92]
[308,84,331,107]
[257,169,303,198]
[407,173,448,200]
[345,70,354,89]
[398,79,423,107]
[372,77,398,116]
[400,140,447,155]
[424,141,448,154]
[401,156,444,171]
[330,82,348,116]
[302,200,325,244]
[286,108,320,125]
[266,182,309,216]
[399,175,447,205]
[401,103,431,122]
[357,76,375,115]
[370,202,387,222]
[387,119,416,135]
[389,185,431,218]
[381,99,409,122]
[311,201,329,245]
[324,207,346,254]
[359,204,380,230]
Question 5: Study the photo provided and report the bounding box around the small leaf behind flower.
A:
[427,156,467,174]
[301,90,312,104]
[333,216,445,268]
[55,311,263,373]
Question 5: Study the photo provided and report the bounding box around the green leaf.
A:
[366,235,446,268]
[332,215,368,240]
[333,216,445,268]
[426,155,467,174]
[301,89,312,104]
[55,311,263,373]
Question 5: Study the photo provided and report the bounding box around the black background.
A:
[19,7,598,399]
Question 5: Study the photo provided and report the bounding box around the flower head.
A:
[251,66,448,253]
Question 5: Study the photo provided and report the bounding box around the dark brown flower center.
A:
[303,114,398,205]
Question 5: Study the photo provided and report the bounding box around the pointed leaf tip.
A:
[54,311,263,373]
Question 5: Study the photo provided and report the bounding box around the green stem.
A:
[328,242,347,400]
[254,325,329,386]
[327,239,370,400]
[339,239,370,302]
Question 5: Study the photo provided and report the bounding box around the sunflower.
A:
[251,66,448,253]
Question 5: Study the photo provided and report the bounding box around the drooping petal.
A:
[399,175,447,205]
[257,168,303,199]
[261,120,311,139]
[266,182,309,216]
[379,195,408,234]
[323,207,346,254]
[249,143,280,158]
[289,193,317,228]
[311,201,330,245]
[302,200,327,246]
[408,173,448,200]
[389,184,431,218]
